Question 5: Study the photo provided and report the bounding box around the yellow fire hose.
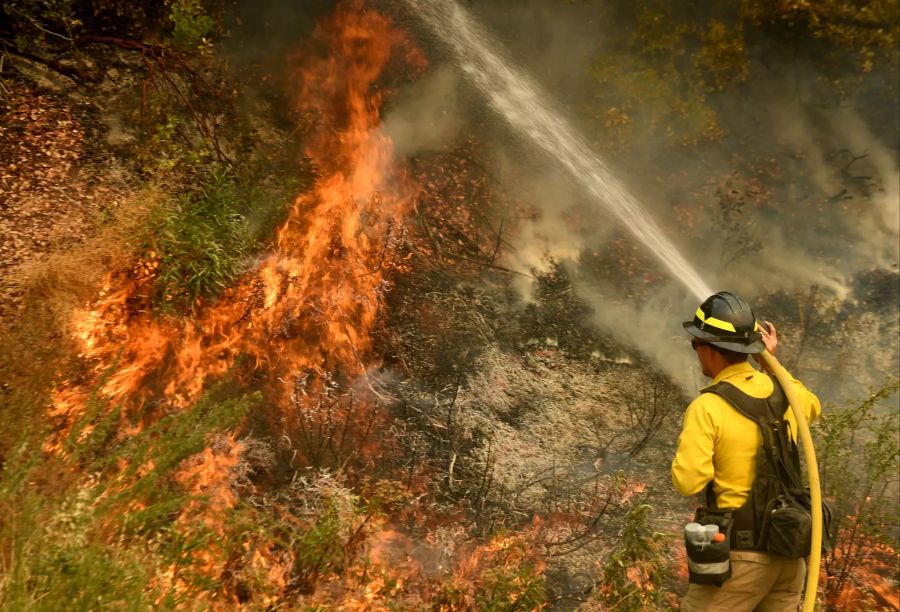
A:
[758,350,822,612]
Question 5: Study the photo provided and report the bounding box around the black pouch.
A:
[686,508,733,586]
[764,494,811,559]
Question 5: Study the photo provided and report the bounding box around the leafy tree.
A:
[816,379,900,608]
[590,0,899,148]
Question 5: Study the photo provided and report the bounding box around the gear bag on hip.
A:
[684,508,733,586]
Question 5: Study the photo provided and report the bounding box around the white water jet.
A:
[405,0,713,301]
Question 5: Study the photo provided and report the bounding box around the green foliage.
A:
[0,473,151,611]
[4,0,221,51]
[429,537,546,612]
[145,163,300,314]
[148,166,254,313]
[740,0,900,74]
[0,388,258,609]
[8,493,157,611]
[598,504,668,611]
[816,379,900,603]
[105,391,256,528]
[590,6,741,148]
[474,564,547,612]
[290,477,413,592]
[818,379,900,531]
[140,114,209,174]
[293,500,353,586]
[166,0,216,51]
[3,0,80,50]
[590,0,899,148]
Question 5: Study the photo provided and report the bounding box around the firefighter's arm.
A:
[791,378,822,424]
[756,321,821,423]
[671,397,718,496]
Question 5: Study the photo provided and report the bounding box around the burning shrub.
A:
[0,474,159,610]
[817,379,900,609]
[431,534,547,612]
[597,504,669,611]
[0,387,257,608]
[475,563,547,611]
[288,472,365,593]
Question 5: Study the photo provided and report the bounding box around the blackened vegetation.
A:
[379,137,686,606]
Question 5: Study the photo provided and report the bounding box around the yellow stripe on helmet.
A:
[695,307,737,333]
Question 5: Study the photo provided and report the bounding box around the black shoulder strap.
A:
[703,378,786,424]
[702,377,804,496]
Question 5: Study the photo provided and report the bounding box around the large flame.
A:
[50,2,424,443]
[46,1,427,602]
[41,3,561,607]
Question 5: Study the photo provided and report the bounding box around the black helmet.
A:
[683,291,764,354]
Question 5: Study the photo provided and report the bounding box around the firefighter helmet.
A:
[683,291,765,354]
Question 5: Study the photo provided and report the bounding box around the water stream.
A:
[405,0,712,300]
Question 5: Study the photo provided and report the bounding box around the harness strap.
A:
[701,375,805,550]
[706,379,804,491]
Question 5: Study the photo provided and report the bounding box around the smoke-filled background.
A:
[376,0,900,397]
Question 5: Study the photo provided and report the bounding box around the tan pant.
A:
[681,550,806,612]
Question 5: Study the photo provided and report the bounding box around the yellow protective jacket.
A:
[672,361,821,510]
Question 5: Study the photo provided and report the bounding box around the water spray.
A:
[406,1,823,607]
[405,0,712,301]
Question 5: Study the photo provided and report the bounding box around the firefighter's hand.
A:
[759,320,777,355]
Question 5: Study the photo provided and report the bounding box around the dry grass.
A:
[0,185,162,457]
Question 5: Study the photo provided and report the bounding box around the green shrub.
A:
[149,166,254,313]
[167,0,216,50]
[598,504,668,611]
[146,165,297,314]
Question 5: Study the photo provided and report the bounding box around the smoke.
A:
[829,109,900,266]
[709,100,900,299]
[383,65,464,156]
[488,151,606,301]
[571,275,705,391]
[389,0,898,394]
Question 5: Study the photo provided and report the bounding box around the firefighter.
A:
[673,291,821,611]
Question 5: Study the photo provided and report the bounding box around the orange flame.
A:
[824,532,900,610]
[49,1,425,441]
[46,1,428,603]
